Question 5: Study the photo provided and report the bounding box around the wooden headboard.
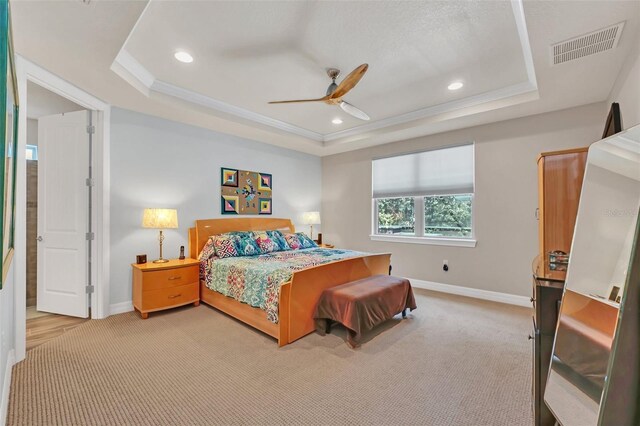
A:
[189,218,296,259]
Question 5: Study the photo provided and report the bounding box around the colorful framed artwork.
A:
[259,198,272,215]
[220,168,272,215]
[0,0,17,288]
[258,173,272,191]
[221,195,239,215]
[221,168,239,187]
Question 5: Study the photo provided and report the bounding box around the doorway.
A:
[16,56,111,363]
[25,82,91,348]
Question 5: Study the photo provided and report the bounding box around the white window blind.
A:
[372,144,474,198]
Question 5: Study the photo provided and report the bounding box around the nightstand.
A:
[319,243,335,248]
[132,258,200,319]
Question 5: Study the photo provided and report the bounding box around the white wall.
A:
[27,118,37,146]
[109,108,322,306]
[0,265,15,423]
[321,102,606,298]
[607,40,640,128]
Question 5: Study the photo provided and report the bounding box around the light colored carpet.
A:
[8,289,533,426]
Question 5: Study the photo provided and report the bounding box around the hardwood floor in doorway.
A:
[26,309,89,351]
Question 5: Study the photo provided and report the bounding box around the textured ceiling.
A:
[124,1,528,134]
[10,0,640,156]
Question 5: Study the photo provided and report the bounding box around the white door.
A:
[37,110,89,318]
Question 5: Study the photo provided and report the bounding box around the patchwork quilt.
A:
[201,248,368,323]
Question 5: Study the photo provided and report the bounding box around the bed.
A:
[188,218,391,347]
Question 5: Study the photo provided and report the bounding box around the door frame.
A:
[14,56,111,362]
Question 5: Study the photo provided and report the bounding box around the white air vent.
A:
[551,22,625,65]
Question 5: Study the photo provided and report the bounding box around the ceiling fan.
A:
[268,64,370,121]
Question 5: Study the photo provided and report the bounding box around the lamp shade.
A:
[302,211,321,225]
[142,208,178,229]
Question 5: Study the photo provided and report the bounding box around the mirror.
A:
[544,124,640,425]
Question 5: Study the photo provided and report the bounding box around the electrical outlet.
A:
[443,259,449,272]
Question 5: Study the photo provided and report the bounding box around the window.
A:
[424,194,472,237]
[376,197,414,235]
[372,144,475,246]
[26,145,38,161]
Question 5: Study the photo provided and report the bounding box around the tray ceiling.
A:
[11,0,640,156]
[113,0,536,142]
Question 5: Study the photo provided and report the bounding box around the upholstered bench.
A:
[313,275,417,348]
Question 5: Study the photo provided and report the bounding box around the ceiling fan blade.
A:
[340,101,370,121]
[269,96,329,104]
[330,64,368,99]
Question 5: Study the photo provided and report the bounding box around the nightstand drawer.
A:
[142,282,199,311]
[142,266,199,291]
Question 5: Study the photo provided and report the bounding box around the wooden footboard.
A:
[198,253,391,347]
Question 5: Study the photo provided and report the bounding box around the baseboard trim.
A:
[1,349,15,426]
[109,283,530,315]
[409,278,532,308]
[110,301,134,315]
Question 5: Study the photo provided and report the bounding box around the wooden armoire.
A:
[537,147,589,258]
[532,146,588,426]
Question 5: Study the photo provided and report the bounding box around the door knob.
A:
[37,236,43,242]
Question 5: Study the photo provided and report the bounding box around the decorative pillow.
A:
[283,233,301,250]
[253,231,277,254]
[233,232,261,256]
[267,230,290,251]
[198,237,217,261]
[213,235,239,259]
[297,232,318,249]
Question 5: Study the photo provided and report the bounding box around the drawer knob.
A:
[168,276,182,281]
[168,294,182,299]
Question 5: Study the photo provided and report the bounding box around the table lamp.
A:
[142,208,178,263]
[302,211,321,241]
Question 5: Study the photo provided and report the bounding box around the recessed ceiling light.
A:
[332,118,343,125]
[174,51,194,63]
[448,81,464,91]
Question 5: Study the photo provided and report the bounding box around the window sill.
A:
[369,234,477,248]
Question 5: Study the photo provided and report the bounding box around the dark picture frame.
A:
[602,102,622,139]
[220,167,272,215]
[0,0,18,288]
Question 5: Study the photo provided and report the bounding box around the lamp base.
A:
[153,258,170,264]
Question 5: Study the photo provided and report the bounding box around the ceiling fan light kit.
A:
[269,63,371,121]
[174,51,194,63]
[339,101,370,121]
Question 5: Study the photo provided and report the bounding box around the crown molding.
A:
[111,50,155,97]
[150,80,325,142]
[511,0,538,86]
[322,81,538,143]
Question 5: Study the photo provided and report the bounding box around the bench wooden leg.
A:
[325,320,332,334]
[402,308,407,318]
